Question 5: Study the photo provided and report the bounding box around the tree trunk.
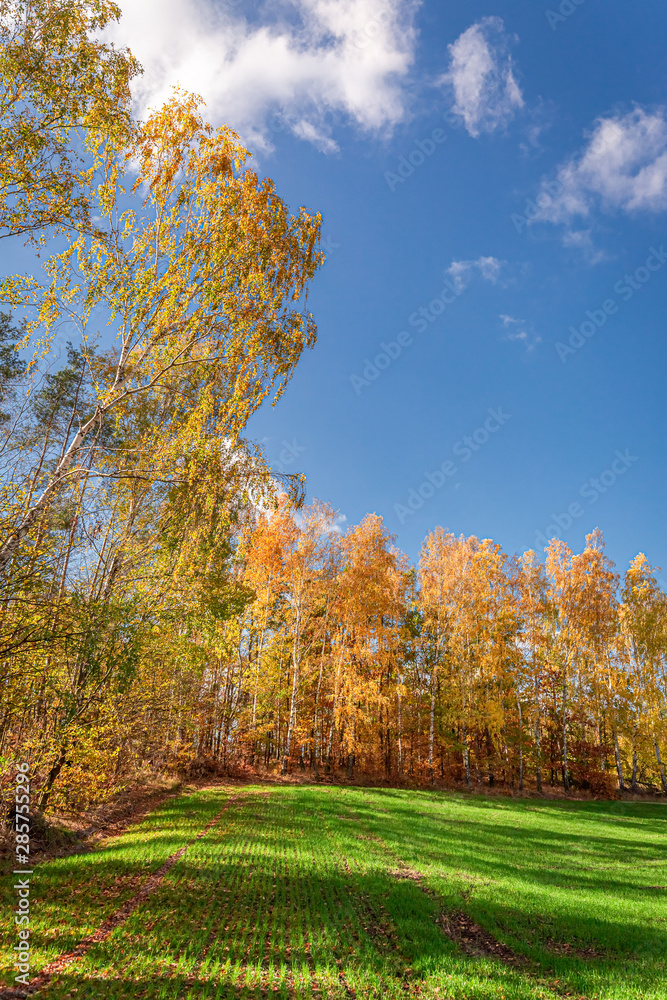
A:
[346,711,356,780]
[516,694,524,792]
[534,676,542,793]
[0,405,103,574]
[282,659,299,775]
[282,597,303,776]
[428,676,436,784]
[312,611,328,780]
[613,728,625,791]
[311,727,319,779]
[599,719,606,772]
[653,736,667,793]
[561,662,569,792]
[397,678,403,774]
[38,745,69,813]
[535,717,542,793]
[462,724,471,786]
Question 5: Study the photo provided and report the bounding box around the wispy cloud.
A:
[500,313,517,327]
[107,0,420,152]
[446,255,506,291]
[533,107,667,226]
[440,17,523,138]
[499,314,541,351]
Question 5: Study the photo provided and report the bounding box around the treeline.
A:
[204,509,667,796]
[4,460,667,807]
[1,2,665,815]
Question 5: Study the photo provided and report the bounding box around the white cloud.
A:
[106,0,420,152]
[328,512,348,535]
[446,255,505,291]
[561,230,592,248]
[560,229,609,265]
[498,315,541,351]
[499,313,518,327]
[533,107,667,226]
[440,17,523,137]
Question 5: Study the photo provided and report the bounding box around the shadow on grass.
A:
[27,838,667,997]
[3,786,666,1000]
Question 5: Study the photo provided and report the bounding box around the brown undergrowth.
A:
[3,758,661,871]
[0,775,239,871]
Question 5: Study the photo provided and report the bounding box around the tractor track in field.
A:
[0,794,244,1000]
[181,859,246,994]
[315,801,416,997]
[335,802,595,1000]
[181,791,326,1000]
[189,800,275,997]
[436,910,525,966]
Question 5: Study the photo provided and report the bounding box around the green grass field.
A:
[1,784,666,999]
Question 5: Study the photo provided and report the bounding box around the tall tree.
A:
[0,0,139,241]
[621,553,667,792]
[0,93,323,571]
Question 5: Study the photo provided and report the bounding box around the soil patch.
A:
[546,939,605,960]
[389,867,424,882]
[437,910,525,966]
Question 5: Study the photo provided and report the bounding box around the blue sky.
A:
[72,2,667,574]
